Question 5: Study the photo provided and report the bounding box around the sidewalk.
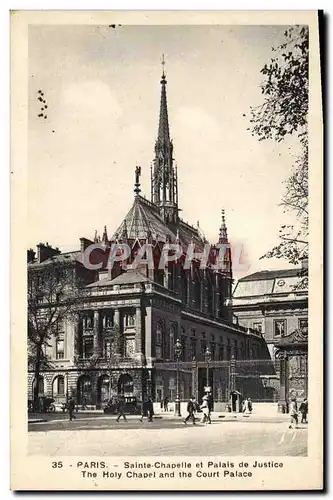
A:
[156,410,290,423]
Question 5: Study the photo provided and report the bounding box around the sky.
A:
[28,24,301,279]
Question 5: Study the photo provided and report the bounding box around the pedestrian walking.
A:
[242,398,250,414]
[68,396,76,421]
[116,394,127,422]
[147,397,154,422]
[163,396,169,412]
[140,397,154,422]
[288,397,298,429]
[299,398,308,423]
[248,398,253,414]
[183,396,197,425]
[200,395,210,424]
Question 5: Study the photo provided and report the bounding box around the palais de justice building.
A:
[28,68,271,408]
[232,266,308,407]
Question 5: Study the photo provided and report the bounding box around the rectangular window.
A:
[83,338,93,358]
[124,311,136,328]
[104,313,114,329]
[219,346,224,361]
[299,318,308,333]
[56,339,64,360]
[253,322,263,333]
[274,319,286,337]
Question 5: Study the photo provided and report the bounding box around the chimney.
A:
[27,249,36,263]
[36,243,61,264]
[80,237,94,253]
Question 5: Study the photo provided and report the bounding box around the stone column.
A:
[135,305,142,354]
[278,351,289,413]
[114,309,121,356]
[93,310,101,356]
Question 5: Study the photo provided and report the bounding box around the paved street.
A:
[28,417,307,456]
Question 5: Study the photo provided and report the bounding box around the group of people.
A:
[183,394,213,425]
[242,397,253,414]
[289,397,308,429]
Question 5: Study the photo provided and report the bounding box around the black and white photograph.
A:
[10,10,323,491]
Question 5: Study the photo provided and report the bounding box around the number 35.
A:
[52,461,63,468]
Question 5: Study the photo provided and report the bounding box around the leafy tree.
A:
[247,26,309,280]
[28,260,86,410]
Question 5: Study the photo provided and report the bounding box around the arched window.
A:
[169,324,176,360]
[156,322,163,359]
[53,375,65,396]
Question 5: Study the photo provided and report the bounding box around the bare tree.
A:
[28,260,87,410]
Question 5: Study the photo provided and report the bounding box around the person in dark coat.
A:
[116,394,127,422]
[140,397,154,422]
[68,396,76,421]
[163,396,169,412]
[299,398,308,423]
[147,397,154,422]
[183,396,197,425]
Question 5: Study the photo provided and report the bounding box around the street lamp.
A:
[204,346,212,391]
[174,338,182,417]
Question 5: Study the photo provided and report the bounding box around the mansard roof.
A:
[233,267,308,299]
[111,195,206,250]
[86,268,151,288]
[238,268,301,282]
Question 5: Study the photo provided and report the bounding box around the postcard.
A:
[10,9,323,490]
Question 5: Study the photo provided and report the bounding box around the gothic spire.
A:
[102,225,108,245]
[151,56,179,225]
[219,209,229,243]
[157,54,170,146]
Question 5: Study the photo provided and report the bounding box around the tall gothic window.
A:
[156,323,163,359]
[169,324,176,361]
[181,269,188,304]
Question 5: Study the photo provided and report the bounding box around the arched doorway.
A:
[77,375,93,406]
[97,375,110,406]
[117,374,134,397]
